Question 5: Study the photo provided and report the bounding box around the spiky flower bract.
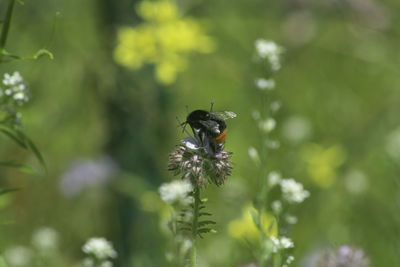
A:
[168,137,233,187]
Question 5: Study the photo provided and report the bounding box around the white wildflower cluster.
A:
[280,178,310,203]
[3,226,59,266]
[268,173,310,204]
[31,227,59,254]
[82,237,117,265]
[268,171,281,187]
[4,246,33,267]
[283,255,295,267]
[259,118,276,133]
[0,72,30,106]
[255,39,284,71]
[255,78,275,91]
[271,236,294,253]
[159,180,193,206]
[271,200,283,213]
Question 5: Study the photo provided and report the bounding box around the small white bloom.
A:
[82,237,117,260]
[100,261,113,267]
[13,92,25,100]
[165,252,174,262]
[259,118,276,133]
[270,101,282,113]
[83,257,94,267]
[251,110,261,120]
[159,180,193,206]
[282,116,312,144]
[344,169,368,195]
[3,72,23,86]
[4,246,33,267]
[5,89,12,95]
[255,40,280,59]
[271,236,294,252]
[285,255,295,265]
[255,39,283,71]
[255,78,275,91]
[248,147,260,165]
[181,239,192,254]
[285,215,298,224]
[32,227,59,252]
[268,171,281,187]
[280,178,310,203]
[266,140,280,149]
[271,200,282,213]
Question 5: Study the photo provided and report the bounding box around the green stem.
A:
[273,253,282,267]
[190,186,200,267]
[0,0,16,62]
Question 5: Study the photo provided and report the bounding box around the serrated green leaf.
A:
[0,161,36,174]
[197,228,212,234]
[198,220,216,227]
[176,220,191,227]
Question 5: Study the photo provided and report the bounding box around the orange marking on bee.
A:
[215,129,227,144]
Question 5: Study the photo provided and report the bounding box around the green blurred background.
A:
[1,0,400,266]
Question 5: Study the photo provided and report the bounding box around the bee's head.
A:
[186,110,210,127]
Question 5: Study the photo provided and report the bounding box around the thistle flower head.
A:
[168,137,233,187]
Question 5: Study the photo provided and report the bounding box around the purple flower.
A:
[59,155,118,197]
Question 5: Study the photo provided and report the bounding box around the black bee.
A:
[180,102,236,155]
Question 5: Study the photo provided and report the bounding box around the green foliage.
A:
[1,0,400,266]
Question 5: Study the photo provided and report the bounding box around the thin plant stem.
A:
[0,0,16,62]
[190,186,200,267]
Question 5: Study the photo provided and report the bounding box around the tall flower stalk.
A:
[247,39,309,267]
[162,115,234,267]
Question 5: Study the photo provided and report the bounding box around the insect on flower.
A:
[178,102,236,156]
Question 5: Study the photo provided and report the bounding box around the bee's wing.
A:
[212,111,237,120]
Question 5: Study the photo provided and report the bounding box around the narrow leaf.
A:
[197,228,212,234]
[0,161,36,174]
[198,220,216,227]
[0,125,27,149]
[17,131,47,172]
[0,187,21,195]
[199,212,212,216]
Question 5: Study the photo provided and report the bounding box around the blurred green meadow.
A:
[1,0,400,266]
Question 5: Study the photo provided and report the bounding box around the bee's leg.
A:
[176,117,193,137]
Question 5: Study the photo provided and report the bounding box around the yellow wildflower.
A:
[114,0,215,84]
[301,143,346,188]
[228,204,277,241]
